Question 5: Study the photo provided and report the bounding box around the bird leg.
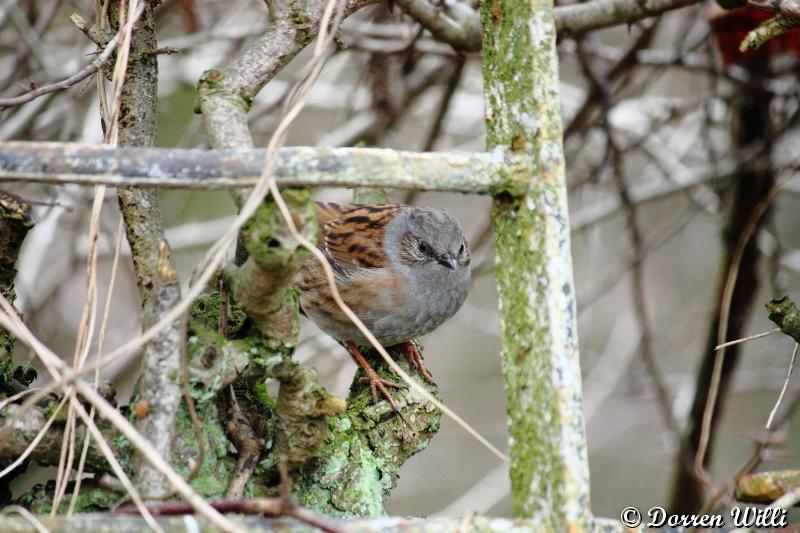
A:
[402,341,434,384]
[345,341,403,412]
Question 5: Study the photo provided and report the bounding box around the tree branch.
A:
[196,0,379,169]
[0,403,117,474]
[394,0,481,51]
[101,0,185,500]
[1,513,559,532]
[555,0,701,38]
[0,191,32,380]
[766,295,800,343]
[392,0,704,50]
[0,142,530,194]
[482,0,590,527]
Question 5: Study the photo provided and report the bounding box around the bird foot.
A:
[358,374,402,410]
[402,341,434,384]
[346,341,404,413]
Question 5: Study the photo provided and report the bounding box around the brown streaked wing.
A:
[316,203,405,274]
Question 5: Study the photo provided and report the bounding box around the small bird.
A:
[297,202,471,410]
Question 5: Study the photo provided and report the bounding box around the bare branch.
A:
[2,513,548,532]
[395,0,481,51]
[556,0,701,37]
[0,28,122,111]
[196,0,379,151]
[390,0,705,50]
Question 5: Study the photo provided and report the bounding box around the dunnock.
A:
[297,202,471,409]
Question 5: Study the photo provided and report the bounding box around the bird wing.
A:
[313,202,404,277]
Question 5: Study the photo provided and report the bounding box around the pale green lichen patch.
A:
[293,348,441,518]
[172,402,236,497]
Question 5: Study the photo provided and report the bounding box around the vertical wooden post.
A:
[481,1,592,529]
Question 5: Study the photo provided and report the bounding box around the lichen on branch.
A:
[0,190,32,388]
[231,191,317,344]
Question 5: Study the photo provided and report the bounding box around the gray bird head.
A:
[385,206,471,297]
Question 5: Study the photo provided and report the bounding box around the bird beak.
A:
[437,254,456,270]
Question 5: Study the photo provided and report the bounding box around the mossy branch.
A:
[482,0,591,527]
[0,190,32,389]
[766,295,800,343]
[0,403,121,476]
[103,0,186,499]
[294,348,441,517]
[231,192,317,344]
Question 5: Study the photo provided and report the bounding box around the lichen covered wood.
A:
[0,141,530,195]
[481,0,591,528]
[0,191,32,384]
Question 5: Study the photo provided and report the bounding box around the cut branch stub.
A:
[736,469,800,504]
[766,295,800,343]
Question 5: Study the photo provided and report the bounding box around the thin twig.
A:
[0,29,122,110]
[695,167,794,486]
[0,388,41,412]
[715,328,781,351]
[69,217,126,515]
[766,343,798,430]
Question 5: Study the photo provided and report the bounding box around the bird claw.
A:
[358,373,402,411]
[346,341,405,414]
[403,341,435,384]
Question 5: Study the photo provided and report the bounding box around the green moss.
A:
[293,348,442,518]
[172,402,235,497]
[190,291,248,338]
[491,193,563,518]
[18,482,122,514]
[242,191,315,270]
[481,1,538,152]
[196,68,252,112]
[766,295,800,343]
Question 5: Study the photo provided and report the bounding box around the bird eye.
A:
[458,243,465,255]
[418,240,429,254]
